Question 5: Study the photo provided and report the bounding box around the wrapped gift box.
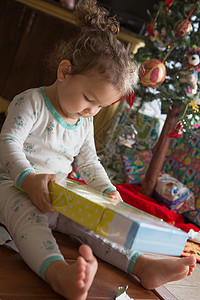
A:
[154,172,196,214]
[163,134,200,226]
[49,179,188,256]
[121,150,152,184]
[101,101,164,182]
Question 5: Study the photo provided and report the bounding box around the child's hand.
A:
[106,190,123,205]
[22,173,58,213]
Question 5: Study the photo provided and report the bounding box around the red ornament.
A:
[167,123,183,138]
[125,93,136,111]
[165,0,173,6]
[174,19,192,37]
[146,24,155,37]
[111,93,136,110]
[139,59,167,88]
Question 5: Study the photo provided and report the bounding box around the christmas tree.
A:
[133,0,200,196]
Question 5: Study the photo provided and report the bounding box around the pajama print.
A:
[0,87,142,280]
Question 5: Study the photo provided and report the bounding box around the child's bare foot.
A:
[133,254,196,290]
[45,244,98,299]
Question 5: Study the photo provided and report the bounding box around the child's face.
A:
[57,62,121,120]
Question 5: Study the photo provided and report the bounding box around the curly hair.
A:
[48,0,138,96]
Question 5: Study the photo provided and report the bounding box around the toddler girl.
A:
[0,0,196,299]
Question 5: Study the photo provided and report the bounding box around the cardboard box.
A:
[49,179,188,256]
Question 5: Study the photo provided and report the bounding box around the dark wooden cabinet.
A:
[0,0,29,96]
[0,0,144,150]
[0,0,79,100]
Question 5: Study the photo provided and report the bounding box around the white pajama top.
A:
[0,87,115,193]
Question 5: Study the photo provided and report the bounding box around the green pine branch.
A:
[133,0,200,139]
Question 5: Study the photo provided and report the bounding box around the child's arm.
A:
[0,91,59,212]
[76,118,121,203]
[106,190,123,205]
[22,172,57,212]
[0,94,36,187]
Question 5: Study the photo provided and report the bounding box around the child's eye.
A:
[84,95,91,102]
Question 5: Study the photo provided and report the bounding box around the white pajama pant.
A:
[0,180,142,280]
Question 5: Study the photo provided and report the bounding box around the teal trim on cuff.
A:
[103,187,117,194]
[40,86,83,129]
[127,251,143,274]
[16,169,35,188]
[40,255,65,281]
[3,137,15,141]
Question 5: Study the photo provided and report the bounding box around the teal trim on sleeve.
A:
[40,255,65,281]
[103,187,117,194]
[16,169,35,188]
[127,251,143,274]
[3,137,15,141]
[39,86,83,129]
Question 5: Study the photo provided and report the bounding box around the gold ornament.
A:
[189,100,199,112]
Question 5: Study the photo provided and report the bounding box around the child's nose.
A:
[84,106,99,116]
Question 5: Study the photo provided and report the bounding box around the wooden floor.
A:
[0,230,177,300]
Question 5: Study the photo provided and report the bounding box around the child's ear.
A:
[57,60,72,81]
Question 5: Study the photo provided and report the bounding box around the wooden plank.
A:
[154,286,179,300]
[0,230,159,299]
